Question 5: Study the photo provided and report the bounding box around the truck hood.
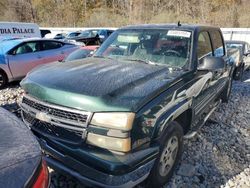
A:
[21,57,185,112]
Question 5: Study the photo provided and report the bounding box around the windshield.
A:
[0,39,22,54]
[95,29,192,68]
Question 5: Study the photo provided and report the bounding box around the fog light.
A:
[87,133,131,152]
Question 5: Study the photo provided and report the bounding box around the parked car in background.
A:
[40,29,51,38]
[68,29,115,45]
[20,24,235,187]
[64,45,99,61]
[65,31,81,39]
[53,33,66,40]
[226,40,250,80]
[44,33,66,40]
[97,29,115,43]
[0,38,79,88]
[66,29,99,45]
[0,107,49,188]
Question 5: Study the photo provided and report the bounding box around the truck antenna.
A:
[178,21,181,27]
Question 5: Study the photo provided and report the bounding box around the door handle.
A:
[37,55,42,59]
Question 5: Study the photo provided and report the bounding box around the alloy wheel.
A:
[159,135,179,176]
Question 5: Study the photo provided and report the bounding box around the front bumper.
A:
[39,138,157,188]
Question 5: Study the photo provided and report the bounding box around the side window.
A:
[42,41,63,50]
[197,32,213,59]
[15,42,41,55]
[210,30,225,57]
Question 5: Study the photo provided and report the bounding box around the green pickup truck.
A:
[20,24,235,187]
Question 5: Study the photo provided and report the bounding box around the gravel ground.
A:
[0,72,249,188]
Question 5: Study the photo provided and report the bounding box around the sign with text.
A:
[0,22,41,39]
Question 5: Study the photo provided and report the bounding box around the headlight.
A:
[90,112,135,131]
[87,133,131,152]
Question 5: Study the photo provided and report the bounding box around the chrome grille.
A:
[22,97,89,125]
[20,95,91,143]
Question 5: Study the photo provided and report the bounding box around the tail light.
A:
[32,160,49,188]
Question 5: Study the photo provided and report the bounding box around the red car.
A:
[64,45,99,61]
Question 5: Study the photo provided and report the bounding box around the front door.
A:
[193,31,215,116]
[7,41,44,79]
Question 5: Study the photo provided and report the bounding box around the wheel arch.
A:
[152,99,193,139]
[0,68,8,82]
[173,108,193,134]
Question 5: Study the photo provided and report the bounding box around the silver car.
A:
[0,38,79,88]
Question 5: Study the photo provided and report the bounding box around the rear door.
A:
[7,41,44,79]
[194,29,227,116]
[209,29,228,94]
[39,40,66,62]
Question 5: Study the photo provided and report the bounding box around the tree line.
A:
[0,0,248,28]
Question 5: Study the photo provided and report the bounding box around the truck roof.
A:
[120,23,220,32]
[225,40,249,44]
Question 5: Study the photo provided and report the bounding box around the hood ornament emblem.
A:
[36,112,51,123]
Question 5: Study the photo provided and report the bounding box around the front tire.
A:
[146,121,183,187]
[0,71,7,89]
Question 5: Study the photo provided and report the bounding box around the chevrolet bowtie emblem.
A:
[36,112,51,123]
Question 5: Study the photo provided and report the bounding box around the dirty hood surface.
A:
[21,57,184,112]
[0,108,41,187]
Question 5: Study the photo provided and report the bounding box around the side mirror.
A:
[198,56,225,71]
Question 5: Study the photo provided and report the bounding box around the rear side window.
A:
[210,30,225,57]
[197,32,213,59]
[42,41,63,50]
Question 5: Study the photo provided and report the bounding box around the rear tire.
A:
[0,71,7,89]
[146,121,183,187]
[221,75,233,103]
[234,64,244,81]
[240,64,244,82]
